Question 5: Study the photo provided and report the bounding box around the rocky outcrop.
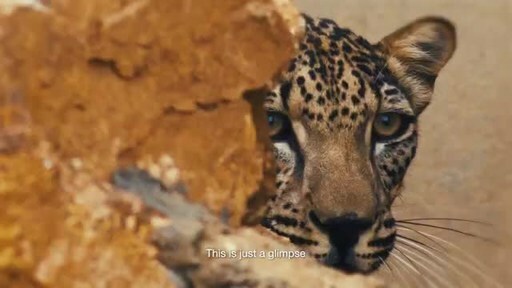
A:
[0,0,383,287]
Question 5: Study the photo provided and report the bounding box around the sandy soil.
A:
[295,0,512,285]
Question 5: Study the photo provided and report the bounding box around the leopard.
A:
[262,14,456,274]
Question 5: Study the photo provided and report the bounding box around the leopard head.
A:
[263,15,456,273]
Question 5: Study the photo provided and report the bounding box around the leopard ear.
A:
[379,17,456,114]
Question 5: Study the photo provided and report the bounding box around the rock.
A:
[111,166,385,288]
[0,0,383,287]
[0,0,304,226]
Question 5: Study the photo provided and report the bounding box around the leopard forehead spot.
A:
[266,16,406,135]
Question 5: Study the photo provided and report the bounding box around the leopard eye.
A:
[267,112,290,140]
[373,113,412,141]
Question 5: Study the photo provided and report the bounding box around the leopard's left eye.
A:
[266,112,291,140]
[373,113,413,141]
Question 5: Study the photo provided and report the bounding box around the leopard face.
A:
[263,15,456,273]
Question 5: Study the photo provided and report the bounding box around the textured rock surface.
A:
[0,0,302,226]
[0,0,383,287]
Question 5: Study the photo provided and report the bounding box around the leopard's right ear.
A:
[378,17,456,114]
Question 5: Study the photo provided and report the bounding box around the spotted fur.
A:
[263,15,456,273]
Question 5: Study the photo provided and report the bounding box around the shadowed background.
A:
[295,0,512,285]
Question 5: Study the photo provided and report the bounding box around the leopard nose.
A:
[310,211,373,232]
[309,211,373,250]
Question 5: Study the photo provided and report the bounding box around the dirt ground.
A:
[295,0,512,285]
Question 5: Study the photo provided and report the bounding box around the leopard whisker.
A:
[396,232,443,253]
[401,228,505,288]
[379,256,394,280]
[396,220,497,243]
[395,243,447,288]
[394,246,436,288]
[396,237,478,288]
[386,257,412,288]
[396,224,447,252]
[396,242,457,288]
[394,245,420,274]
[389,251,427,288]
[398,217,491,226]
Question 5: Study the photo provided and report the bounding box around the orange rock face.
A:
[0,0,304,286]
[1,0,300,222]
